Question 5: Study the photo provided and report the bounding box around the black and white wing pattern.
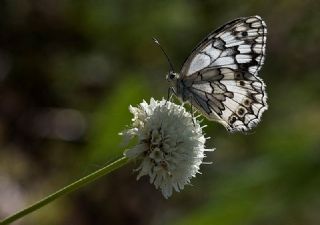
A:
[179,15,268,132]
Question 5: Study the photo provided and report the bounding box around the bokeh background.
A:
[0,0,319,224]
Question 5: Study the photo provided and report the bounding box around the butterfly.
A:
[156,15,268,132]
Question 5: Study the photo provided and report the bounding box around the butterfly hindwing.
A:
[185,68,267,132]
[181,15,267,77]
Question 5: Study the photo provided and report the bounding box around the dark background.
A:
[0,0,319,225]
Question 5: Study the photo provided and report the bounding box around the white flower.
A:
[120,98,213,198]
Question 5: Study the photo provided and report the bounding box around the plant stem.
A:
[0,156,129,225]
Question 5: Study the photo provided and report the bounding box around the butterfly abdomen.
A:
[175,78,190,102]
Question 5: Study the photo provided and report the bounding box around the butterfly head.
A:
[166,71,179,83]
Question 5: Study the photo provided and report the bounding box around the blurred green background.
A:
[0,0,319,225]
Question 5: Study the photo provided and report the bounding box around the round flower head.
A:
[120,98,213,198]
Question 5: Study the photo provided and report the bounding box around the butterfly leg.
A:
[165,87,174,104]
[189,102,196,126]
[189,96,196,126]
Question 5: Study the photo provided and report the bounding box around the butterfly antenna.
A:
[153,37,175,72]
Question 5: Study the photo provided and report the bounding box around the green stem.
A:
[0,156,129,225]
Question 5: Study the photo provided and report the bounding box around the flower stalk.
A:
[0,156,129,225]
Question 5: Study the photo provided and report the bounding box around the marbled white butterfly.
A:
[158,15,268,132]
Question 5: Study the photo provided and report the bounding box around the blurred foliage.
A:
[0,0,319,225]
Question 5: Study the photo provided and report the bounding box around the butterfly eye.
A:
[169,73,175,80]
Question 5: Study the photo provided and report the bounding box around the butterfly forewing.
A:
[177,15,268,132]
[181,16,266,77]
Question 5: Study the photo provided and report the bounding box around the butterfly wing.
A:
[181,15,267,77]
[179,16,267,132]
[183,68,267,132]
